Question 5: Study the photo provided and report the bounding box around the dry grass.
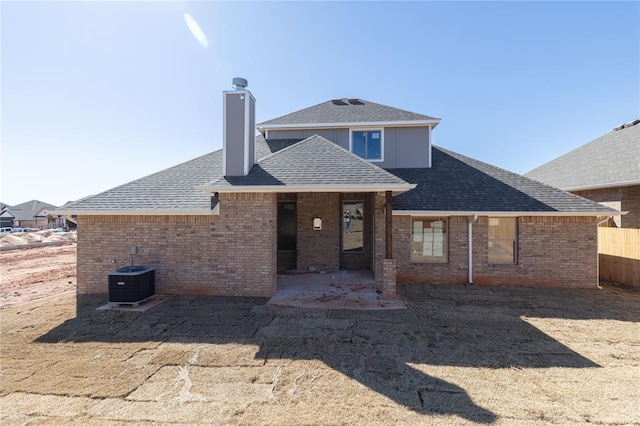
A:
[1,281,639,425]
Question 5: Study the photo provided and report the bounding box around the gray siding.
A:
[371,126,431,168]
[269,129,349,149]
[266,126,431,169]
[224,92,256,176]
[395,126,430,168]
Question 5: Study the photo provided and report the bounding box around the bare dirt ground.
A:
[1,247,640,424]
[0,245,76,309]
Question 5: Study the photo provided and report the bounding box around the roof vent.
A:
[613,118,640,131]
[331,98,348,106]
[348,98,363,105]
[232,77,248,91]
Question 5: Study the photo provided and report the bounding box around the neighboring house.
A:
[0,203,15,228]
[1,200,59,229]
[57,79,617,303]
[51,201,78,229]
[526,119,640,228]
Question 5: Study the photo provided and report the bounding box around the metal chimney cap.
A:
[232,77,248,90]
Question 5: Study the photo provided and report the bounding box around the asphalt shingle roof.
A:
[258,99,439,126]
[61,136,615,215]
[3,200,59,220]
[207,135,411,189]
[389,146,618,213]
[58,152,223,213]
[525,121,640,190]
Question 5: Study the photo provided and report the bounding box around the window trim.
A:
[349,128,384,162]
[487,217,518,265]
[410,216,449,264]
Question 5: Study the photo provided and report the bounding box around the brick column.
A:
[373,193,386,282]
[382,258,398,299]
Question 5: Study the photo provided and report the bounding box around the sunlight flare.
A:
[184,13,208,48]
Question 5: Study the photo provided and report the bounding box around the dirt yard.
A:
[0,244,76,309]
[1,247,640,424]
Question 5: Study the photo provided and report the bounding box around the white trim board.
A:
[392,210,625,217]
[54,207,220,216]
[562,180,640,192]
[258,119,440,131]
[198,183,416,194]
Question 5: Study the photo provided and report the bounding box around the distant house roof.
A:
[257,99,440,130]
[200,135,413,193]
[3,200,58,221]
[525,120,640,191]
[389,147,617,215]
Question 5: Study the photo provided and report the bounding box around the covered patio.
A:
[268,270,406,310]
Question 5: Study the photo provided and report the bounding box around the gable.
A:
[201,135,414,193]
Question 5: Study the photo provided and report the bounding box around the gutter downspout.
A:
[468,214,478,284]
[595,216,612,290]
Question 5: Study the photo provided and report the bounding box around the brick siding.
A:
[296,192,341,272]
[573,185,640,228]
[394,215,598,288]
[77,193,277,298]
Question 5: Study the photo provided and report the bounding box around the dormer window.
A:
[350,129,383,162]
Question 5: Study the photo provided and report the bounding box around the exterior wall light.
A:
[313,217,322,230]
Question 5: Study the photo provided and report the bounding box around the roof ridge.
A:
[255,135,318,163]
[257,99,330,125]
[258,98,439,127]
[316,135,410,183]
[358,99,440,120]
[259,134,408,184]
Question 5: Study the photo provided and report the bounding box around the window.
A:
[342,201,363,252]
[488,217,517,264]
[411,218,448,263]
[351,130,382,161]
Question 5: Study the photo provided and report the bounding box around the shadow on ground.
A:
[35,284,639,423]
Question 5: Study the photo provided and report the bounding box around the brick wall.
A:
[394,216,469,285]
[573,185,640,228]
[373,192,386,281]
[622,186,640,228]
[77,193,277,299]
[394,215,599,288]
[296,192,340,272]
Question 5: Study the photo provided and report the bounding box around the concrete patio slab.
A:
[269,270,407,310]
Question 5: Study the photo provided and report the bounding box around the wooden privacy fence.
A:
[598,227,640,286]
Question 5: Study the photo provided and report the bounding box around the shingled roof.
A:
[389,146,618,214]
[200,135,413,193]
[525,120,640,190]
[58,135,615,216]
[258,99,440,128]
[3,200,58,221]
[56,152,223,214]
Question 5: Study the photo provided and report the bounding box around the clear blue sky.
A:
[2,1,638,207]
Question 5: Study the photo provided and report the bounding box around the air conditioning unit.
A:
[108,266,155,304]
